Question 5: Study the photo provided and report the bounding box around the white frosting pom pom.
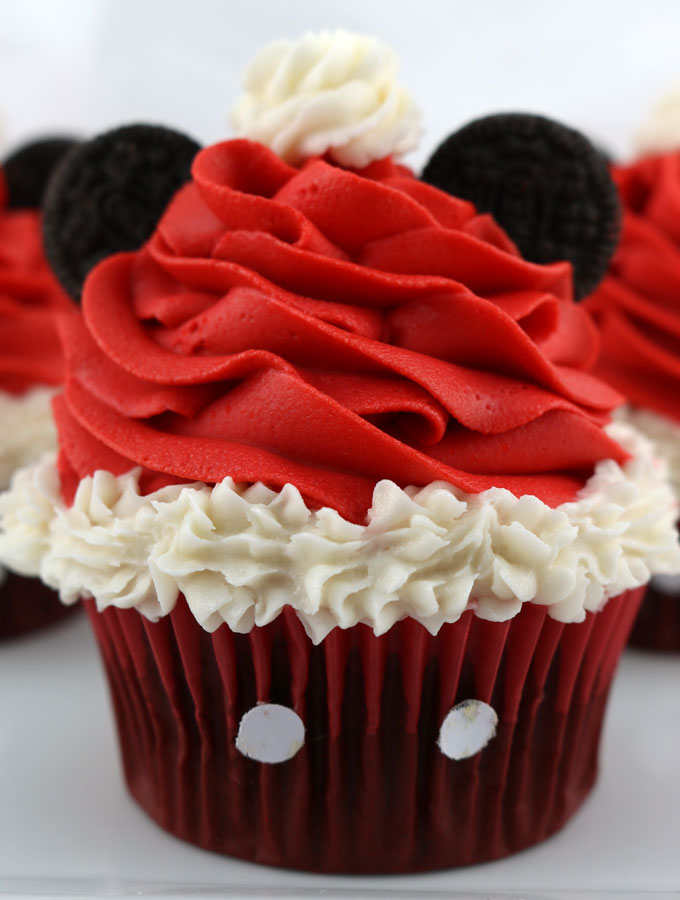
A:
[231,29,422,168]
[636,81,680,156]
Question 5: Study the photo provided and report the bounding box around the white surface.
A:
[1,612,680,899]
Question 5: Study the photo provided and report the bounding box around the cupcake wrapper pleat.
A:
[0,572,77,640]
[629,581,680,651]
[86,588,642,873]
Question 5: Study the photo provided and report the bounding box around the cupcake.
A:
[0,137,78,638]
[584,104,680,651]
[1,31,679,872]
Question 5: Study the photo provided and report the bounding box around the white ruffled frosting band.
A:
[230,29,422,167]
[615,405,680,500]
[0,386,57,490]
[0,423,678,643]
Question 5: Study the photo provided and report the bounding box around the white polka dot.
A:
[438,699,498,760]
[235,703,305,764]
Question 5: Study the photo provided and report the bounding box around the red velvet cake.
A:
[585,151,680,651]
[1,31,679,870]
[0,147,77,639]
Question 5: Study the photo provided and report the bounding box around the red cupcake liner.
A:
[86,587,643,873]
[627,521,680,651]
[0,571,77,640]
[628,580,680,651]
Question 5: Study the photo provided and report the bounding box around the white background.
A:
[2,1,680,897]
[3,0,680,170]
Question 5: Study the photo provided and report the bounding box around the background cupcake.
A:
[585,100,680,651]
[0,136,78,638]
[1,30,679,872]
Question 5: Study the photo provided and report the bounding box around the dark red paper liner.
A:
[86,587,643,873]
[628,519,680,651]
[628,580,680,651]
[0,571,77,640]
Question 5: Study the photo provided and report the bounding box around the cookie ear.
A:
[422,113,621,300]
[3,137,80,209]
[42,124,201,302]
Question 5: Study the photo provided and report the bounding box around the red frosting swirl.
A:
[0,169,72,394]
[55,140,625,522]
[585,153,680,422]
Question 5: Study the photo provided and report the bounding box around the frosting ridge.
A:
[0,181,71,394]
[55,139,626,523]
[585,154,680,424]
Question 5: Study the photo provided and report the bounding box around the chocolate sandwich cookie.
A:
[3,137,78,209]
[423,113,620,299]
[43,124,200,301]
